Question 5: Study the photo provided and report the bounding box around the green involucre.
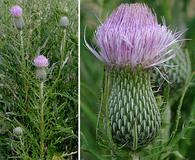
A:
[152,49,191,89]
[108,68,161,150]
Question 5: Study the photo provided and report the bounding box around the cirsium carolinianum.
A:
[85,3,183,150]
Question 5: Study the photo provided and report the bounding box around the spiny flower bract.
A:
[85,3,182,69]
[34,55,49,68]
[10,5,23,17]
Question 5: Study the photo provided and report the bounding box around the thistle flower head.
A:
[10,5,23,17]
[85,3,182,69]
[34,55,49,68]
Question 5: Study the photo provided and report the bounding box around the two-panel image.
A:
[0,0,195,159]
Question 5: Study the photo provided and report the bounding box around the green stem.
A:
[60,29,66,64]
[169,72,194,143]
[20,30,25,67]
[19,136,28,160]
[20,30,29,109]
[131,152,139,160]
[161,102,171,142]
[47,29,66,94]
[40,82,45,159]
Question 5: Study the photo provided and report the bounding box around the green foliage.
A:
[0,0,78,159]
[81,0,195,159]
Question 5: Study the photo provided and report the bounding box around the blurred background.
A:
[81,0,195,159]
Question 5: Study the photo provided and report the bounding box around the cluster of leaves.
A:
[80,0,195,159]
[0,0,78,159]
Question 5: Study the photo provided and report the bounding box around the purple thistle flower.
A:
[85,3,183,69]
[34,55,49,68]
[10,5,23,17]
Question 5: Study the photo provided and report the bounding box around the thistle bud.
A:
[10,5,24,30]
[13,127,23,136]
[152,48,191,90]
[109,68,161,150]
[59,16,69,29]
[33,55,49,81]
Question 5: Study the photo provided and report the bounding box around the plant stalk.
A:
[131,152,139,160]
[20,30,25,67]
[19,136,29,159]
[48,29,66,92]
[20,30,29,109]
[60,29,66,64]
[40,82,45,159]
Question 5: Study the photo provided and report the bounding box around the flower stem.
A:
[131,152,139,160]
[48,28,66,92]
[20,30,25,67]
[45,29,66,92]
[161,102,171,142]
[20,30,29,109]
[60,29,66,64]
[40,82,45,159]
[169,72,194,143]
[19,136,28,159]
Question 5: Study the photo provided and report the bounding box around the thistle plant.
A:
[85,3,183,156]
[34,55,49,159]
[0,0,78,159]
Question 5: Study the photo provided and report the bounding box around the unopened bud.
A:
[13,127,23,136]
[60,16,69,29]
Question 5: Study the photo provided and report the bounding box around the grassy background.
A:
[0,0,78,159]
[80,0,195,159]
